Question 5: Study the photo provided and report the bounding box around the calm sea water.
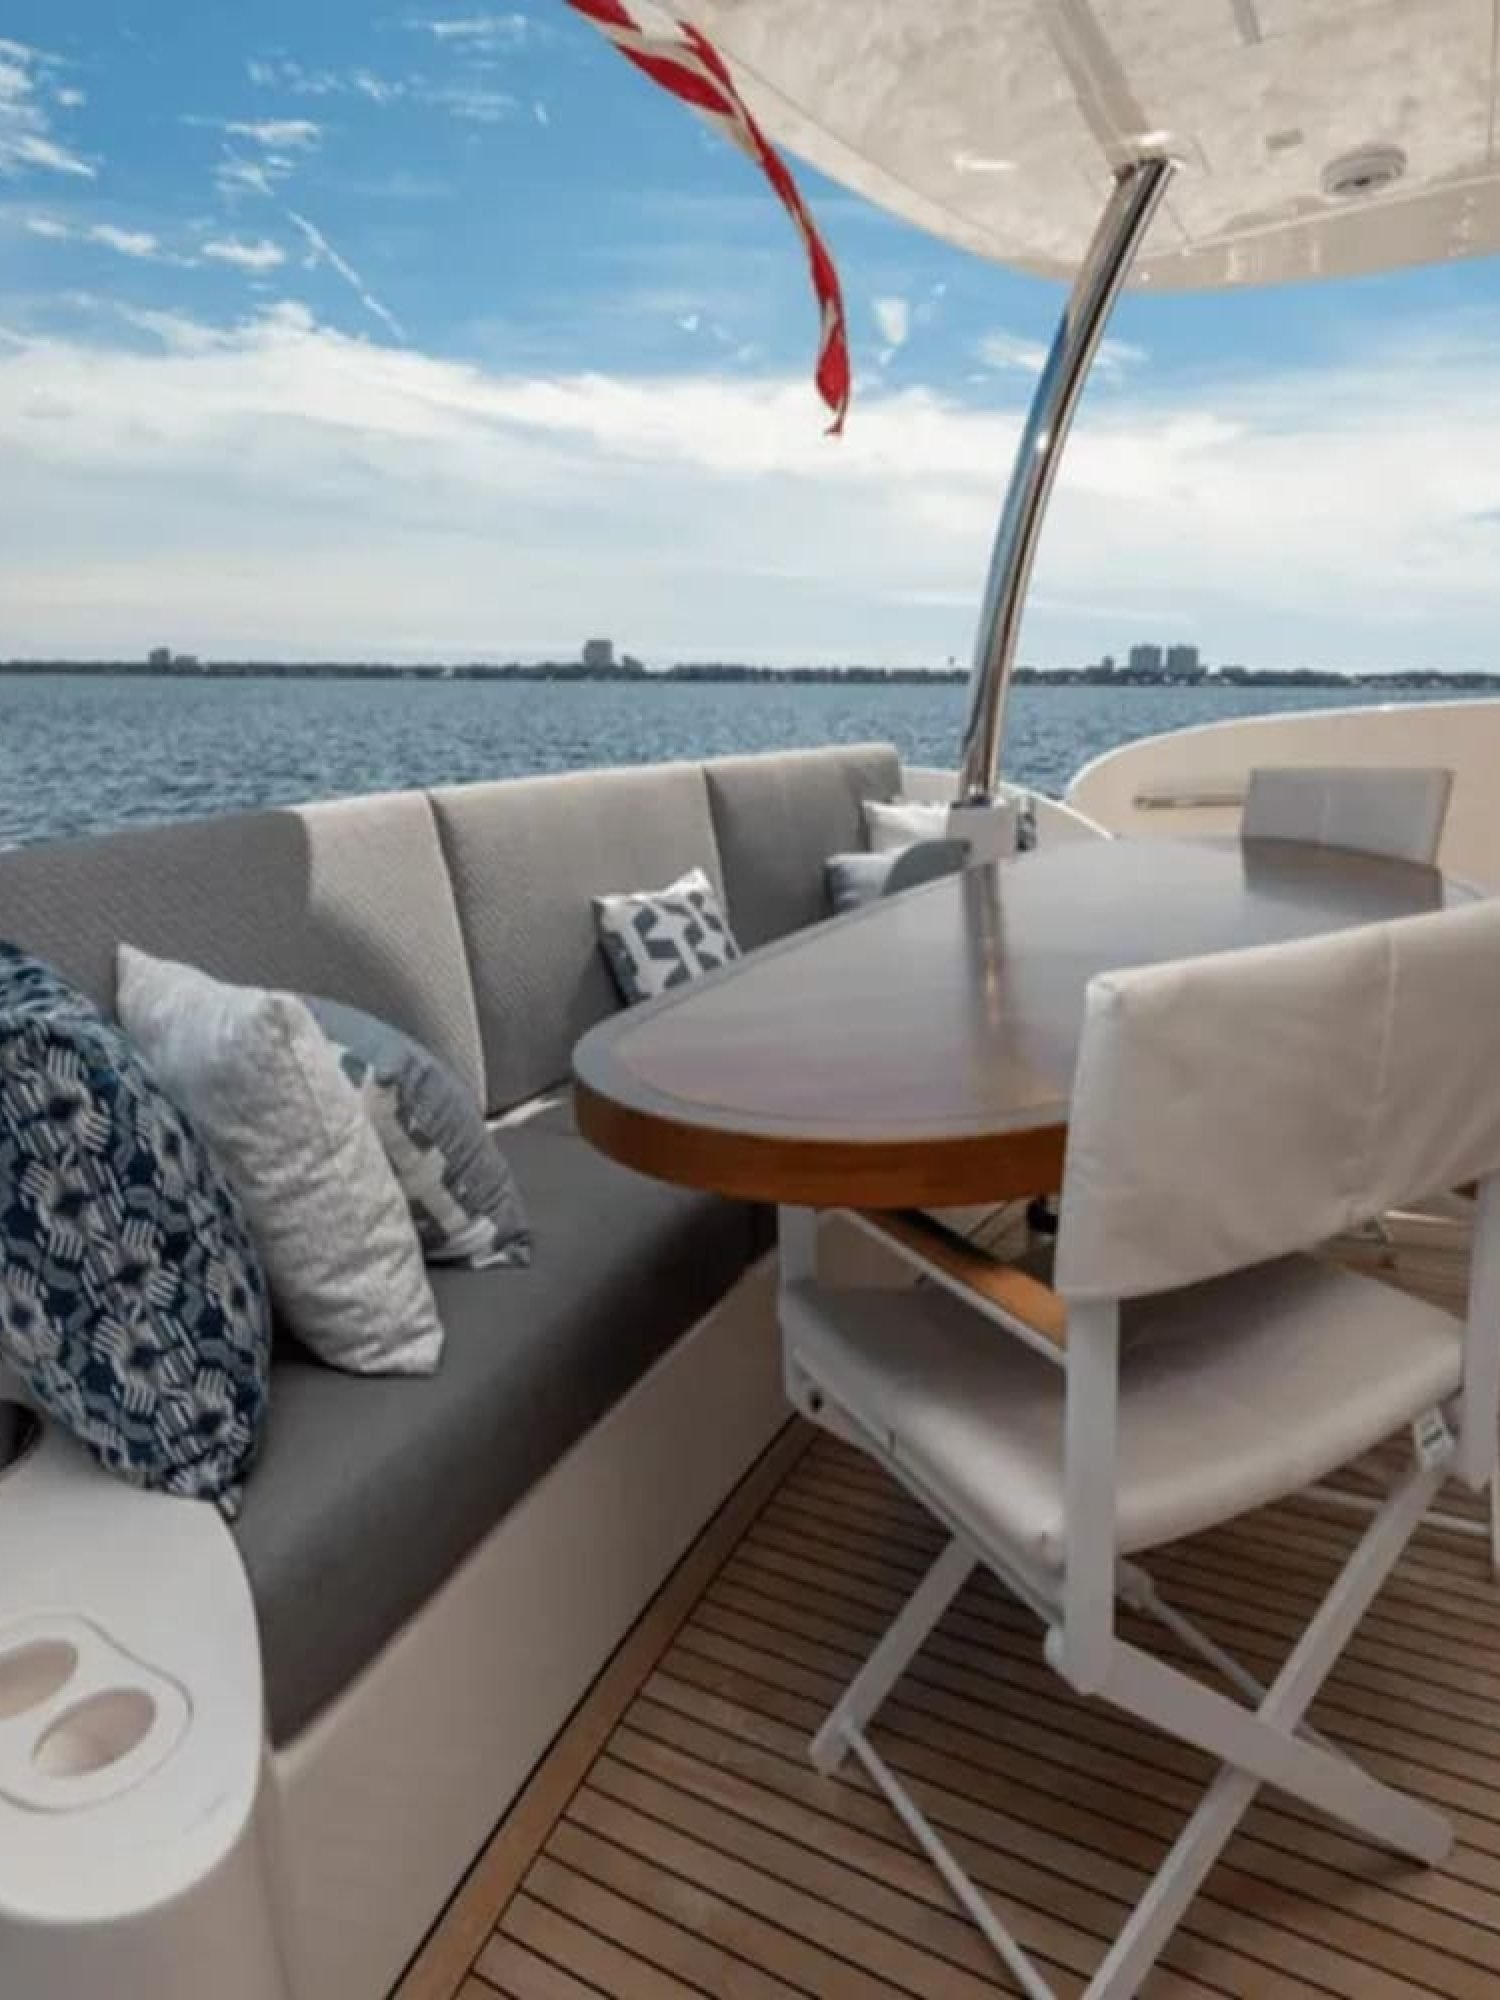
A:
[0,675,1478,848]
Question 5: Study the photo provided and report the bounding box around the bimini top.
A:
[670,0,1500,290]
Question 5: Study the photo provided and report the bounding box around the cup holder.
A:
[32,1688,158,1780]
[0,1638,78,1720]
[0,1401,39,1485]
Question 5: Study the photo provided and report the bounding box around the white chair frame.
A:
[778,1181,1500,2000]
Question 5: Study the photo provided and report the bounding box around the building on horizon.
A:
[1165,643,1204,680]
[1127,642,1164,675]
[582,637,614,671]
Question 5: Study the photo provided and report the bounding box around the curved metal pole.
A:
[957,156,1176,804]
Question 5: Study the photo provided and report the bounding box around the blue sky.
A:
[4,2,1500,669]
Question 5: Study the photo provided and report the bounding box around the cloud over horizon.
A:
[4,299,1500,672]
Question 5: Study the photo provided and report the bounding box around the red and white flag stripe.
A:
[563,0,851,433]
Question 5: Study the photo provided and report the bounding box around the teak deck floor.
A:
[399,1233,1500,2000]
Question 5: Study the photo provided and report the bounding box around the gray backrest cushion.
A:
[0,791,485,1101]
[430,761,725,1109]
[705,742,903,948]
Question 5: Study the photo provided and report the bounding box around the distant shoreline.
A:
[1,660,1497,692]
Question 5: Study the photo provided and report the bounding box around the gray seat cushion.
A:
[0,792,485,1102]
[705,744,903,948]
[232,1118,759,1744]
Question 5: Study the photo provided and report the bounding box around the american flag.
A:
[563,0,851,433]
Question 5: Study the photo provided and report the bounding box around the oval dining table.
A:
[573,837,1466,1212]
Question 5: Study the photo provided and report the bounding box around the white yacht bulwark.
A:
[3,9,1500,2000]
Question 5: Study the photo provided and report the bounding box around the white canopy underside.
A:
[673,0,1500,289]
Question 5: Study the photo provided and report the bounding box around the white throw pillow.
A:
[866,795,1021,863]
[863,798,952,853]
[116,944,444,1376]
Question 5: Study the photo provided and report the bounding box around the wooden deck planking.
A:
[403,1232,1500,2000]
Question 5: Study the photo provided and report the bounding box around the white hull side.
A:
[277,1249,788,2000]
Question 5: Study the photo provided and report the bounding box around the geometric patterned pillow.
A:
[593,867,740,1005]
[0,943,271,1515]
[304,995,532,1270]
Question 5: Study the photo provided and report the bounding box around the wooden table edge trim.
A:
[574,1076,1067,1208]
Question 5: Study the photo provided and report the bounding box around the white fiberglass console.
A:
[0,1396,290,2000]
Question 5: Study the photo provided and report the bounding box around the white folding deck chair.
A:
[1242,763,1453,865]
[778,897,1500,1998]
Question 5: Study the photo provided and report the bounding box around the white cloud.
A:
[203,235,287,272]
[216,160,266,201]
[54,86,85,109]
[0,41,94,180]
[89,224,160,259]
[241,53,506,123]
[25,217,166,260]
[225,118,322,151]
[8,134,94,177]
[246,58,341,97]
[1099,338,1147,372]
[5,303,1500,671]
[247,57,404,103]
[975,330,1050,375]
[974,329,1145,380]
[873,295,910,349]
[533,99,549,126]
[416,82,515,122]
[352,70,404,105]
[415,13,529,47]
[872,295,909,353]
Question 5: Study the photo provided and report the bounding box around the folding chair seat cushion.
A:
[784,1254,1461,1566]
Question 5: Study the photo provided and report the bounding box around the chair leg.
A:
[1100,1449,1453,1867]
[847,1728,1058,2000]
[1087,1764,1258,1999]
[809,1535,974,1774]
[810,1452,1453,1999]
[1300,1474,1500,1578]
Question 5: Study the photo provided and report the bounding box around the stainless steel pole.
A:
[956,155,1176,803]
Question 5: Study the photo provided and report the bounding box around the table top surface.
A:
[573,837,1461,1209]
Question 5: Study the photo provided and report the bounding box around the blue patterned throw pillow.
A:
[305,995,531,1270]
[0,945,271,1513]
[593,867,740,1004]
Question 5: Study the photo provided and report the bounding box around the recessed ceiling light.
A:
[1322,144,1407,198]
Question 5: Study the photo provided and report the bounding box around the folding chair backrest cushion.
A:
[1242,765,1453,865]
[1054,898,1500,1301]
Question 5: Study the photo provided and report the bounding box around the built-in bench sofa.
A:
[0,742,944,2000]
